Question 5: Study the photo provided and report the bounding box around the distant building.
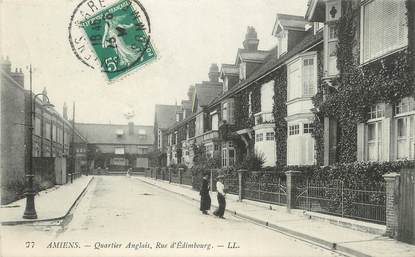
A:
[76,122,153,171]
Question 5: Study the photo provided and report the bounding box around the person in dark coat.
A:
[199,173,211,214]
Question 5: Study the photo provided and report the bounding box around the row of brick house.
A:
[153,0,414,170]
[1,57,88,204]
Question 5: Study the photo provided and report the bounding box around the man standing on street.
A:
[199,173,211,215]
[213,175,226,219]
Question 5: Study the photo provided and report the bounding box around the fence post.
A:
[237,169,247,201]
[178,168,184,184]
[285,170,301,212]
[382,172,400,239]
[168,168,172,183]
[210,169,214,192]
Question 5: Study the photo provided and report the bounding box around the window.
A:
[325,24,339,76]
[304,123,314,134]
[239,62,247,81]
[222,102,228,122]
[288,54,316,100]
[266,132,275,141]
[115,147,125,155]
[361,0,407,63]
[396,97,415,115]
[367,121,382,161]
[368,104,384,120]
[277,31,288,57]
[256,133,263,142]
[261,81,275,113]
[289,125,299,136]
[214,144,219,151]
[138,147,148,154]
[45,121,51,139]
[211,113,219,131]
[303,58,315,96]
[395,97,415,160]
[52,124,56,141]
[222,141,235,167]
[35,117,41,136]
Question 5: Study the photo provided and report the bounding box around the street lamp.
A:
[23,65,54,219]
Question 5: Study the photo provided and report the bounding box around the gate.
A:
[398,168,415,244]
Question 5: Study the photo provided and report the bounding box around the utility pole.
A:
[23,64,37,219]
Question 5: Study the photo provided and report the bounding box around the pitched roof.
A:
[272,13,308,35]
[76,123,154,145]
[154,104,178,129]
[235,48,270,64]
[220,64,239,77]
[211,30,323,106]
[238,51,270,63]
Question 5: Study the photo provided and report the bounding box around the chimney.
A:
[63,102,68,120]
[243,26,259,51]
[128,122,134,135]
[187,85,195,100]
[1,56,11,74]
[42,87,48,103]
[10,67,24,87]
[208,64,219,82]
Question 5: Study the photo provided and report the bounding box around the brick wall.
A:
[1,74,27,204]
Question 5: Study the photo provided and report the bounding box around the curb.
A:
[137,177,371,257]
[1,177,94,226]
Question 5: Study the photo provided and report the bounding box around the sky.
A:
[1,0,307,126]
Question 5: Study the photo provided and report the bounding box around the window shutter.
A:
[383,0,399,52]
[398,0,408,46]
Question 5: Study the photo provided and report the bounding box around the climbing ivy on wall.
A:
[234,85,261,131]
[312,0,415,164]
[311,49,325,166]
[272,66,287,168]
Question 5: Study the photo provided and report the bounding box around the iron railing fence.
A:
[223,175,239,195]
[170,169,180,183]
[182,173,193,186]
[242,172,287,206]
[296,179,386,224]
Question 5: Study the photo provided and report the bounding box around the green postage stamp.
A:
[80,0,156,80]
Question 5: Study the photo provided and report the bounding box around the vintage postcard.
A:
[1,0,415,257]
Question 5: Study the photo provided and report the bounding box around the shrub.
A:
[237,151,265,171]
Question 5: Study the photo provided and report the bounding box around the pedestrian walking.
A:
[199,173,211,215]
[213,175,226,219]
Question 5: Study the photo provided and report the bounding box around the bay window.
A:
[361,0,408,63]
[287,53,317,101]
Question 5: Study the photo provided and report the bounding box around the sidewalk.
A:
[134,176,415,257]
[1,176,93,225]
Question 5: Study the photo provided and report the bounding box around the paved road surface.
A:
[1,176,344,257]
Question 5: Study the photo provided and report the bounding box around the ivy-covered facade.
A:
[307,0,414,165]
[160,0,414,171]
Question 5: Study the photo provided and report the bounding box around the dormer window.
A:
[239,62,247,81]
[277,31,288,57]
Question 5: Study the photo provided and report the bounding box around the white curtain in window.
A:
[212,113,219,131]
[288,60,301,100]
